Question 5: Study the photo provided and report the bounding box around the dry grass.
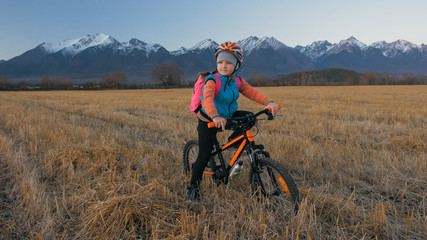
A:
[0,86,426,239]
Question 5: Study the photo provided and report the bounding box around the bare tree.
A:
[247,75,276,87]
[0,75,11,90]
[100,72,128,89]
[41,76,71,90]
[151,63,184,88]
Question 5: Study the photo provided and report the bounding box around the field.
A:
[0,86,426,239]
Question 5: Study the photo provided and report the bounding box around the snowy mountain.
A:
[0,33,426,83]
[296,37,426,61]
[296,37,427,73]
[122,38,166,57]
[295,40,334,61]
[297,37,368,61]
[237,36,314,76]
[294,36,427,73]
[238,36,288,54]
[41,33,117,56]
[330,36,367,54]
[170,47,188,56]
[167,39,219,57]
[188,39,218,52]
[370,39,423,57]
[38,33,167,58]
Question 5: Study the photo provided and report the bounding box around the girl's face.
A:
[217,60,235,76]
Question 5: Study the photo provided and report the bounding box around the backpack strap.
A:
[235,75,242,91]
[212,73,243,94]
[207,73,243,98]
[212,73,222,97]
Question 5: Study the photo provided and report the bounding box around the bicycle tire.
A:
[249,157,300,214]
[183,140,199,176]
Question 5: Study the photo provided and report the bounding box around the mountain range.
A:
[1,33,426,83]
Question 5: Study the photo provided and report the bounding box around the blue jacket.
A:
[201,73,240,119]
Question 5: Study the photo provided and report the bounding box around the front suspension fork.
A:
[248,143,270,173]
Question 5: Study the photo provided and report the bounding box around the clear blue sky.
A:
[1,0,426,60]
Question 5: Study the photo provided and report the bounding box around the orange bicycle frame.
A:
[203,129,254,175]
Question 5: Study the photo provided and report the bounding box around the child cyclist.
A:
[187,41,279,202]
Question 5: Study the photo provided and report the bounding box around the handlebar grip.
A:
[208,120,228,128]
[267,105,282,112]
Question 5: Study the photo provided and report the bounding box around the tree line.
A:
[1,64,426,91]
[248,68,427,87]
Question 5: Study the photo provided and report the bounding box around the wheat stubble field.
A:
[0,86,426,239]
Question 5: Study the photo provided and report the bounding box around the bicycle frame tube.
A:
[226,129,256,167]
[203,129,255,176]
[221,135,244,150]
[246,129,255,142]
[228,139,246,167]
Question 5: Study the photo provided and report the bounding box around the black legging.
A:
[190,110,253,186]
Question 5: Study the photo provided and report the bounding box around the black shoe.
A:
[186,184,200,202]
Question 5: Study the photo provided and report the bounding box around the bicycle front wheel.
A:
[249,157,300,214]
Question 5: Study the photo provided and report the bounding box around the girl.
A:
[187,41,279,201]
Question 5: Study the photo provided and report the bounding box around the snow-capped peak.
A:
[238,36,287,54]
[296,40,334,61]
[189,39,218,51]
[341,36,367,49]
[391,39,421,52]
[238,36,261,53]
[329,36,367,54]
[38,33,167,57]
[41,33,116,56]
[259,36,287,50]
[295,37,369,60]
[171,47,188,56]
[41,38,80,54]
[370,39,422,57]
[123,38,164,54]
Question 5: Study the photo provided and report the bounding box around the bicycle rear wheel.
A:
[249,157,300,214]
[183,140,199,176]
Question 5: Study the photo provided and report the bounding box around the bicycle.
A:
[183,108,300,214]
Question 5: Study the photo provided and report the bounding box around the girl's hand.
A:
[265,102,279,116]
[213,116,226,131]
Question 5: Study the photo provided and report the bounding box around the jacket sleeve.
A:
[201,79,219,119]
[239,78,272,105]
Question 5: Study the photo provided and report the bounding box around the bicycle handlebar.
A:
[207,105,282,129]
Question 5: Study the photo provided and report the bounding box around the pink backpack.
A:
[190,73,241,114]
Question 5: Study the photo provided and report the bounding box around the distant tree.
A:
[417,74,427,85]
[398,73,427,85]
[84,80,100,89]
[0,76,12,90]
[247,75,277,87]
[151,63,184,88]
[41,76,71,90]
[100,72,127,89]
[276,68,363,86]
[16,81,29,90]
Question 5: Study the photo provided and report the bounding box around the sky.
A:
[1,0,426,60]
